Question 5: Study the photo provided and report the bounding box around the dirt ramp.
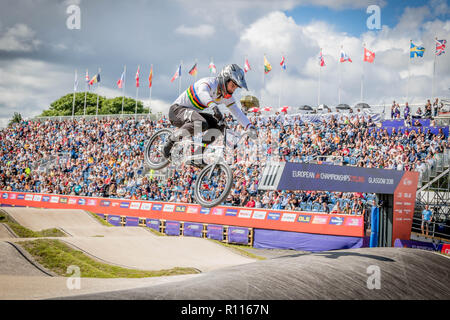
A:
[61,248,450,300]
[0,241,50,277]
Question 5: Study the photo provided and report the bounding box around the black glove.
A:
[211,105,223,122]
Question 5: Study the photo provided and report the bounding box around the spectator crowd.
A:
[0,105,448,216]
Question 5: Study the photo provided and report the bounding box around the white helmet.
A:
[217,64,248,98]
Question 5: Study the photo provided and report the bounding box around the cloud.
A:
[0,24,41,52]
[175,24,215,38]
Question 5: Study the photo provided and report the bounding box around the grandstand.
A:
[1,100,449,241]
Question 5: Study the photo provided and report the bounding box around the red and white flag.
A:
[363,48,375,63]
[263,106,272,112]
[249,107,260,113]
[117,70,125,89]
[135,66,140,87]
[281,106,289,113]
[171,65,181,83]
[340,50,352,63]
[318,50,325,67]
[244,59,251,72]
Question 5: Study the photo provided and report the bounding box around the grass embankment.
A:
[0,211,66,238]
[86,211,113,227]
[209,239,266,260]
[18,239,200,278]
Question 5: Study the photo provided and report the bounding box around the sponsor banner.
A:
[329,216,345,226]
[183,222,203,238]
[212,208,224,216]
[107,215,122,226]
[165,220,181,236]
[141,203,152,211]
[252,211,267,220]
[152,204,162,211]
[9,193,17,200]
[394,239,440,251]
[278,162,407,194]
[130,202,141,210]
[0,191,365,238]
[207,224,223,241]
[175,205,186,213]
[281,213,296,222]
[163,204,175,213]
[187,206,199,214]
[312,215,328,225]
[238,209,252,218]
[297,214,312,223]
[33,195,42,201]
[120,202,130,209]
[228,227,249,244]
[25,194,34,201]
[267,212,281,221]
[441,244,450,255]
[146,219,160,231]
[125,216,139,227]
[225,209,238,217]
[100,200,111,207]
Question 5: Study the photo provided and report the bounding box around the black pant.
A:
[168,104,223,145]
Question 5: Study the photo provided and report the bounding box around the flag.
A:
[318,50,325,67]
[263,106,272,112]
[148,65,153,88]
[340,50,352,62]
[171,65,181,82]
[117,70,125,89]
[249,107,260,113]
[410,42,425,58]
[244,59,251,72]
[280,56,286,70]
[364,47,375,63]
[281,106,289,113]
[436,39,446,56]
[89,72,100,86]
[74,70,78,91]
[264,55,272,73]
[209,61,216,74]
[85,69,89,86]
[135,66,140,87]
[188,63,198,76]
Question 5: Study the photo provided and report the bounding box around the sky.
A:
[0,0,449,127]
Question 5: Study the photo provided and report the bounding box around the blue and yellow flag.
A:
[410,42,425,58]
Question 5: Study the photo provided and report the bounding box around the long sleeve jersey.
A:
[173,77,251,128]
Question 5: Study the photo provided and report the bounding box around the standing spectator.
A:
[404,102,410,120]
[433,99,439,117]
[421,205,433,236]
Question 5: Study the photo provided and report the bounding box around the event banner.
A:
[0,191,364,237]
[271,162,418,243]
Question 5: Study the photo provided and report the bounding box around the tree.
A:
[8,112,23,127]
[39,92,149,117]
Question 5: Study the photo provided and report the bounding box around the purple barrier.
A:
[207,224,223,241]
[183,222,203,238]
[107,215,121,226]
[253,229,364,252]
[96,213,105,220]
[125,216,139,227]
[393,239,440,251]
[146,219,160,231]
[369,126,448,137]
[165,220,181,236]
[228,227,249,245]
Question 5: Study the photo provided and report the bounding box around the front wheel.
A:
[194,162,233,208]
[144,129,172,170]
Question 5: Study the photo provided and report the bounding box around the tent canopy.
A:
[336,103,351,110]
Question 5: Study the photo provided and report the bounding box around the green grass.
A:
[208,239,266,260]
[18,239,200,278]
[87,211,113,227]
[0,211,66,238]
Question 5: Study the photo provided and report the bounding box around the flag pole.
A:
[72,69,77,120]
[194,59,198,83]
[318,49,321,106]
[121,65,126,117]
[135,65,140,120]
[407,40,411,103]
[84,69,88,117]
[178,60,182,96]
[432,37,437,101]
[149,64,153,117]
[96,67,101,118]
[338,46,342,105]
[361,43,364,102]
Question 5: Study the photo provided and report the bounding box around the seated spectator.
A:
[331,202,342,214]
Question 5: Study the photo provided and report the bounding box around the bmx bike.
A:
[144,119,246,208]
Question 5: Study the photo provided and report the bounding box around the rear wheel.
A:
[144,129,172,170]
[194,162,233,208]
